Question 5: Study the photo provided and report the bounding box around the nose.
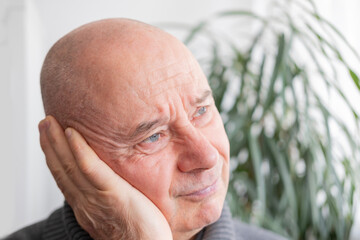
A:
[177,125,219,173]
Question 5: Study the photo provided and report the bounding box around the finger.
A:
[41,116,92,192]
[65,127,129,192]
[39,118,80,204]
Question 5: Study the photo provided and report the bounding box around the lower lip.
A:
[182,179,219,201]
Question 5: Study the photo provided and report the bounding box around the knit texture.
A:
[4,202,287,240]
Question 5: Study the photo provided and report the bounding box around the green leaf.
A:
[248,127,266,222]
[263,34,286,112]
[349,68,360,90]
[265,138,299,238]
[183,21,207,45]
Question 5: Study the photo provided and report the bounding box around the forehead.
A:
[138,52,204,99]
[87,39,210,133]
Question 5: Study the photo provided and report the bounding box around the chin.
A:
[171,171,229,235]
[171,197,225,240]
[197,194,224,225]
[177,192,226,233]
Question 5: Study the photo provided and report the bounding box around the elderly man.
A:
[5,19,285,240]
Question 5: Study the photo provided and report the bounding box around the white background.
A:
[0,0,359,238]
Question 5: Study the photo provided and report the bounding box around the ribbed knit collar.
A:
[59,202,236,240]
[196,204,237,240]
[63,202,92,240]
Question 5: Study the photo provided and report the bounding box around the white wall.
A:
[0,0,359,238]
[0,0,29,236]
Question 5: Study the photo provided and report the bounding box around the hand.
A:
[38,116,173,240]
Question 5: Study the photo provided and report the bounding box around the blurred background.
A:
[0,0,359,239]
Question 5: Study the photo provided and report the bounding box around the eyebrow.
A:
[130,117,169,140]
[192,89,213,106]
[129,89,213,140]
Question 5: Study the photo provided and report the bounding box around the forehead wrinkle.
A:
[147,60,191,85]
[135,68,195,101]
[143,75,195,101]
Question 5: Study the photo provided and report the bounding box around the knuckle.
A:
[63,161,75,176]
[71,142,83,153]
[79,161,95,177]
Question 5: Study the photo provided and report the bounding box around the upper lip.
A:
[174,159,223,197]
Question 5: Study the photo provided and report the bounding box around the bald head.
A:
[40,19,230,237]
[41,18,186,131]
[41,17,205,161]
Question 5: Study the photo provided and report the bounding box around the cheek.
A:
[206,111,230,161]
[106,152,176,215]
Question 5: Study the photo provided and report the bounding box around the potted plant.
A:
[182,0,360,239]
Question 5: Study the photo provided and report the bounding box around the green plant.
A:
[182,0,360,239]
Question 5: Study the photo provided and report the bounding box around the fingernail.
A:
[39,119,49,132]
[65,128,72,138]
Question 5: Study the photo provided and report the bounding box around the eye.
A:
[192,105,212,127]
[194,106,207,118]
[143,133,160,143]
[136,131,169,154]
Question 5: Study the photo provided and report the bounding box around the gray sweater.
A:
[4,203,287,240]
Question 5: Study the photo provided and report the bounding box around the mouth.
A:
[180,178,219,202]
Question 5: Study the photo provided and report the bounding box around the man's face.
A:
[74,33,230,237]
